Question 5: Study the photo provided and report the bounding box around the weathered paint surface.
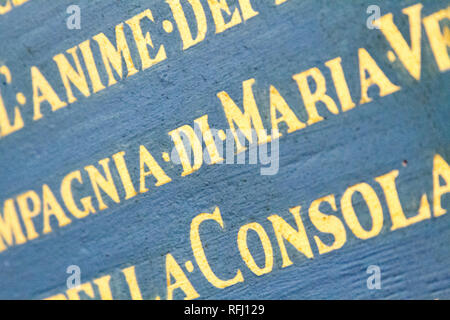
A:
[0,0,449,299]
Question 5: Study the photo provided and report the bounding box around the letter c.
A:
[190,207,244,288]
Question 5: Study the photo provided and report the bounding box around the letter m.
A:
[92,24,138,86]
[217,78,270,153]
[0,199,26,252]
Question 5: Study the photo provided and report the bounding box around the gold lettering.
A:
[112,151,138,200]
[358,48,401,104]
[218,78,270,153]
[139,145,172,193]
[0,66,24,137]
[268,206,313,268]
[423,7,450,72]
[85,158,120,211]
[238,0,258,21]
[166,253,199,300]
[93,25,138,86]
[375,4,423,80]
[325,57,356,112]
[166,0,207,50]
[194,115,224,165]
[61,170,96,219]
[53,46,91,103]
[270,85,306,139]
[44,294,67,300]
[122,266,143,300]
[309,195,347,254]
[42,184,72,234]
[16,190,41,240]
[190,207,244,288]
[12,0,30,6]
[0,1,12,15]
[93,275,113,300]
[375,170,431,230]
[78,40,106,93]
[31,66,67,121]
[207,0,242,33]
[0,199,27,252]
[341,182,384,239]
[126,9,167,70]
[293,67,339,125]
[168,124,204,176]
[67,283,95,300]
[237,222,273,276]
[433,153,450,217]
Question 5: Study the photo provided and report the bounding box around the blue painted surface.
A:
[0,0,449,299]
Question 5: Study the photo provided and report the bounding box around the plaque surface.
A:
[0,0,449,299]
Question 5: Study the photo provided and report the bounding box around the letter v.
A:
[375,4,423,80]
